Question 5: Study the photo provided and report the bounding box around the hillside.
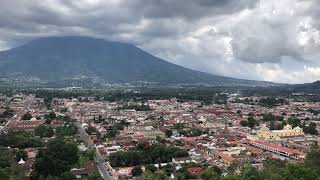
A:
[0,36,274,87]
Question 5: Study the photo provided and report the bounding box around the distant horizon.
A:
[1,1,320,84]
[0,35,316,85]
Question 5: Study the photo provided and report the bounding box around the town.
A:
[0,89,319,180]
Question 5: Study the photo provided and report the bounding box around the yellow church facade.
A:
[247,124,304,141]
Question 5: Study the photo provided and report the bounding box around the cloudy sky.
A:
[1,0,320,83]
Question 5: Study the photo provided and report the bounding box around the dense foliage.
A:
[258,97,287,107]
[0,132,43,148]
[21,112,33,120]
[118,104,152,111]
[34,125,54,138]
[0,147,24,179]
[34,139,79,178]
[55,125,77,137]
[109,144,188,167]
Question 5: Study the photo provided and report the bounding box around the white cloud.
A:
[0,40,10,51]
[1,0,320,83]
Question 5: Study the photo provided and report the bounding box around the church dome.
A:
[284,124,292,130]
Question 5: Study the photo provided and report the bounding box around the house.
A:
[250,141,305,159]
[71,161,98,178]
[24,148,37,159]
[215,152,236,165]
[51,120,64,128]
[105,145,122,155]
[187,167,203,175]
[5,120,43,133]
[112,167,134,177]
[172,157,192,164]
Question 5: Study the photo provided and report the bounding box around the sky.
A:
[0,0,320,84]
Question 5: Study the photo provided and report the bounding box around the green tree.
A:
[142,170,158,180]
[0,147,12,168]
[132,166,143,177]
[303,122,318,135]
[45,175,57,180]
[270,121,284,130]
[163,164,174,176]
[0,132,43,149]
[55,125,77,137]
[287,116,301,128]
[261,159,286,180]
[35,139,79,177]
[60,172,76,180]
[85,126,100,136]
[240,120,248,127]
[44,112,56,120]
[247,116,257,130]
[198,167,219,180]
[87,173,103,180]
[165,129,173,137]
[156,171,169,180]
[262,113,275,122]
[283,163,317,180]
[145,164,157,173]
[241,165,262,180]
[0,169,10,180]
[305,145,320,176]
[105,129,118,138]
[21,112,32,120]
[15,150,27,162]
[44,118,52,124]
[109,144,188,167]
[221,176,241,180]
[0,107,14,118]
[38,175,45,180]
[34,125,54,138]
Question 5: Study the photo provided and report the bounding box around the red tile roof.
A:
[253,141,305,156]
[187,167,203,175]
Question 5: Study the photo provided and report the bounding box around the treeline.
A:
[171,123,207,137]
[109,144,188,167]
[221,146,320,180]
[258,97,288,107]
[117,104,152,111]
[0,132,43,149]
[139,146,320,180]
[0,88,229,105]
[33,139,79,179]
[0,146,24,179]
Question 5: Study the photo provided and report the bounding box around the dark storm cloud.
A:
[140,0,257,19]
[0,0,320,83]
[0,0,257,40]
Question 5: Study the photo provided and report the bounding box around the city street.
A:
[76,122,113,180]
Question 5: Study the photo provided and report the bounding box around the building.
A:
[5,120,43,133]
[250,141,305,160]
[112,167,134,178]
[187,167,203,175]
[248,124,304,140]
[71,161,98,178]
[214,152,236,165]
[172,157,192,164]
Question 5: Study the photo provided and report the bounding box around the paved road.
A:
[76,122,114,180]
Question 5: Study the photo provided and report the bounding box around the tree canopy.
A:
[21,112,32,120]
[34,139,79,177]
[109,144,188,167]
[34,125,54,138]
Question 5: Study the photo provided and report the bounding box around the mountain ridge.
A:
[0,36,276,87]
